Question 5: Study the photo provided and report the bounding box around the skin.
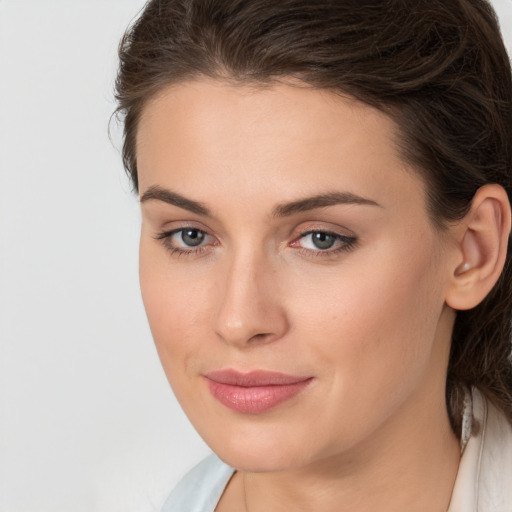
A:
[136,80,464,511]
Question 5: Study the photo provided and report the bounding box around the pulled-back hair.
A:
[115,0,512,434]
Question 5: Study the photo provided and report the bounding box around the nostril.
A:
[248,332,271,343]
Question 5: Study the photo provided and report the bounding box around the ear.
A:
[445,184,511,311]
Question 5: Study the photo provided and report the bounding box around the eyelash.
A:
[154,227,358,258]
[155,228,213,257]
[293,230,358,258]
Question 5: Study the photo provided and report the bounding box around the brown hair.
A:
[115,0,512,434]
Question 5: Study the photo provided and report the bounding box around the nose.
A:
[214,251,289,347]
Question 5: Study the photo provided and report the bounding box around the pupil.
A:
[182,229,204,247]
[312,232,335,250]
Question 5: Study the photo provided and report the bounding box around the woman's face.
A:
[136,80,457,472]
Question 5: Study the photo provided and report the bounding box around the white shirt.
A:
[448,388,512,511]
[162,388,512,512]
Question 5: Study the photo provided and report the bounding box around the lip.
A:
[204,369,313,414]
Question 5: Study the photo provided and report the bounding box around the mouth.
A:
[204,369,314,414]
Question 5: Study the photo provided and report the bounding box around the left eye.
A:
[297,231,355,251]
[301,232,338,250]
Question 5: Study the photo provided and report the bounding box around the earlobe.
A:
[446,184,511,311]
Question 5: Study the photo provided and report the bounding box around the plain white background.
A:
[0,1,511,511]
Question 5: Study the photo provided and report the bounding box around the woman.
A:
[115,1,512,510]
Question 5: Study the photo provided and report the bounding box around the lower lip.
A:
[205,378,313,414]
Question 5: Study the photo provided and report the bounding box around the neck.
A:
[242,390,460,512]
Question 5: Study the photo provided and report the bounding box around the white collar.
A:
[448,387,512,511]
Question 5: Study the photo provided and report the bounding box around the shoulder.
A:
[161,453,235,512]
[449,387,512,512]
[474,389,512,510]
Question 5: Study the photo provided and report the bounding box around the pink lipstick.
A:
[204,369,313,414]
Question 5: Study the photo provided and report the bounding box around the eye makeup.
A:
[154,226,358,259]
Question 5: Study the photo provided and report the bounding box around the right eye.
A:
[156,227,214,255]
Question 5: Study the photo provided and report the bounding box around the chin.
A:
[218,447,308,473]
[200,424,317,473]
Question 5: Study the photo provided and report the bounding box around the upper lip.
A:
[204,369,312,387]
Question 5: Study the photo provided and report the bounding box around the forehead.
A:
[136,79,425,214]
[137,79,397,157]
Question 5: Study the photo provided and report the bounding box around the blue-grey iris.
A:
[312,232,336,250]
[182,229,205,246]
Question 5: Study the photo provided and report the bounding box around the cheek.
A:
[139,237,216,381]
[288,235,445,405]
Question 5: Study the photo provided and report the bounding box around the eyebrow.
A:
[140,185,211,216]
[140,185,381,217]
[271,192,381,217]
